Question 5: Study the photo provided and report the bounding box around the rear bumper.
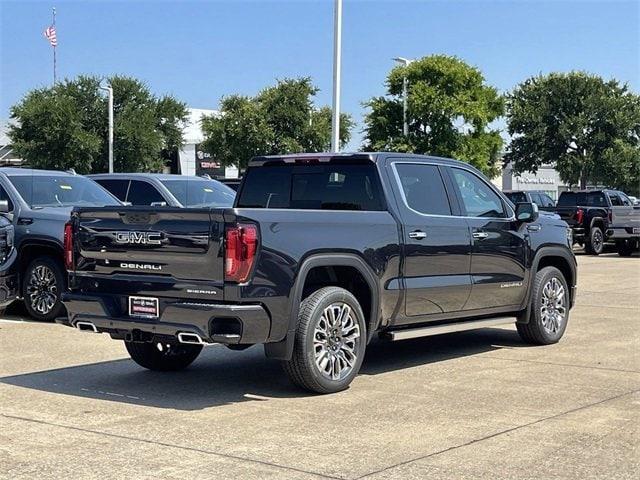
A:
[60,292,271,345]
[606,227,640,240]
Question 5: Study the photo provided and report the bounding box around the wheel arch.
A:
[17,239,65,295]
[518,246,577,325]
[264,253,381,360]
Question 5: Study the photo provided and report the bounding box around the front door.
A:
[389,161,472,321]
[446,166,528,311]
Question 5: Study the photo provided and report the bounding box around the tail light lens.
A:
[63,221,74,270]
[574,208,584,224]
[225,224,258,283]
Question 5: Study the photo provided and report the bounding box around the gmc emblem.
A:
[115,231,162,245]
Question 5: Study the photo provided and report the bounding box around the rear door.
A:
[73,206,226,300]
[388,160,472,320]
[608,191,640,232]
[445,166,528,311]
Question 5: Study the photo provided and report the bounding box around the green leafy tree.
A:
[363,55,504,176]
[9,75,188,173]
[201,77,353,170]
[505,72,640,192]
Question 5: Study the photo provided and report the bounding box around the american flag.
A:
[43,25,57,47]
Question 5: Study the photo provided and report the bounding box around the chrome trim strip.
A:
[390,161,516,221]
[387,317,515,341]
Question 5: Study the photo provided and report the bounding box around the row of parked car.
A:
[504,189,640,256]
[0,168,236,321]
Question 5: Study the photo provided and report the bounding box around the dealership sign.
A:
[195,145,225,177]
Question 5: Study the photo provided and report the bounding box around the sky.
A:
[1,0,639,150]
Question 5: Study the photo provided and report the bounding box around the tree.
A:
[200,78,353,170]
[8,75,188,173]
[505,72,640,191]
[362,55,504,176]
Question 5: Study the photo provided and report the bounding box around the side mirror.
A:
[516,202,539,223]
[0,200,9,213]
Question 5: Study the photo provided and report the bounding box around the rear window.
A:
[558,191,608,207]
[237,164,385,211]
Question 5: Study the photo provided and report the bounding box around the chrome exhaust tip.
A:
[177,332,205,345]
[76,321,98,333]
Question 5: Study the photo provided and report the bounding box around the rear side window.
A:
[95,179,129,202]
[587,192,607,207]
[395,164,451,215]
[506,192,527,204]
[126,181,166,206]
[236,164,384,211]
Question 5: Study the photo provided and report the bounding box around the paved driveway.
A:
[1,252,638,479]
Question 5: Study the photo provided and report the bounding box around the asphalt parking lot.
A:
[1,251,638,479]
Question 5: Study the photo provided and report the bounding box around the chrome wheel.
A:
[540,277,566,334]
[592,229,603,252]
[27,265,58,315]
[313,302,361,381]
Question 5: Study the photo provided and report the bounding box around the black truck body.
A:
[61,153,577,393]
[554,189,640,256]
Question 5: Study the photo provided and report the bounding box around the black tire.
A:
[616,239,636,257]
[517,266,570,345]
[22,256,66,322]
[585,226,604,255]
[282,287,367,394]
[125,341,203,371]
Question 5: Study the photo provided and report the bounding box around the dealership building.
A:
[501,162,569,201]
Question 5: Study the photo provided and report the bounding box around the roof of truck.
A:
[249,152,475,169]
[0,167,78,176]
[89,173,214,181]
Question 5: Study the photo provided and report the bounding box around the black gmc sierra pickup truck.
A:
[60,153,577,393]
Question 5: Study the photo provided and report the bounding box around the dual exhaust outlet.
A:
[74,321,207,345]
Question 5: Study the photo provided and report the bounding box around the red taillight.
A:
[63,221,74,270]
[225,224,258,283]
[574,208,584,224]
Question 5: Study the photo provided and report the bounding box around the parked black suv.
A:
[61,153,577,393]
[0,168,121,320]
[90,173,236,208]
[503,190,556,211]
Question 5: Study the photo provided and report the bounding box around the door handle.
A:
[472,231,489,240]
[17,218,33,225]
[408,230,427,240]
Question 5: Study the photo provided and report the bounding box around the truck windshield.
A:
[7,175,120,208]
[236,163,385,211]
[160,179,236,208]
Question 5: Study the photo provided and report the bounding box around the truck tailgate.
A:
[72,207,226,299]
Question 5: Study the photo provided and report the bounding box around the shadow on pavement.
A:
[0,327,524,410]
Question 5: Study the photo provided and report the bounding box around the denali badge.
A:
[120,262,162,271]
[500,281,523,289]
[115,231,162,245]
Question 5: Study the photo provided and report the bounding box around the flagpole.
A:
[52,7,57,84]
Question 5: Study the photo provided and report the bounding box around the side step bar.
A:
[385,317,515,341]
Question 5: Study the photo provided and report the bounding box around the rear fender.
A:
[264,253,380,360]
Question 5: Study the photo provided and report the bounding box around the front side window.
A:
[608,193,622,206]
[237,163,384,211]
[395,163,451,215]
[451,168,506,218]
[161,179,235,208]
[7,175,120,208]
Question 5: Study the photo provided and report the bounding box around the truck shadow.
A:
[1,328,525,411]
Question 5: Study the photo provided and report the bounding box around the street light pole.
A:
[393,57,413,136]
[330,0,342,153]
[100,83,114,173]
